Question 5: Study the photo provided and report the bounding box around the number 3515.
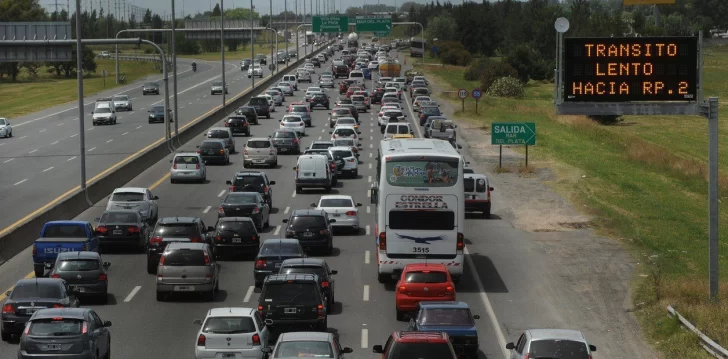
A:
[412,247,429,253]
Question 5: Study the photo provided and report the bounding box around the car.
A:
[0,118,12,137]
[277,82,294,96]
[235,105,260,124]
[105,187,159,223]
[49,251,110,303]
[211,81,229,95]
[310,57,321,67]
[91,105,117,125]
[225,170,276,206]
[209,217,260,259]
[277,52,288,63]
[241,58,252,70]
[319,75,335,88]
[378,76,393,87]
[338,79,356,94]
[288,104,312,127]
[93,209,151,251]
[411,85,431,98]
[373,331,458,359]
[384,122,414,139]
[253,238,306,287]
[349,70,365,82]
[279,258,338,308]
[142,81,160,95]
[413,75,429,85]
[394,263,456,320]
[269,129,301,155]
[148,104,170,123]
[379,109,406,127]
[294,154,334,193]
[337,104,359,122]
[304,63,316,73]
[207,127,236,153]
[311,195,362,234]
[302,149,340,186]
[197,139,230,165]
[280,115,306,136]
[249,96,272,119]
[218,192,271,231]
[297,69,312,83]
[257,274,328,330]
[353,90,371,108]
[335,98,353,107]
[147,216,211,274]
[350,95,367,112]
[328,146,358,178]
[262,331,353,358]
[309,93,330,109]
[361,67,372,80]
[368,61,379,70]
[346,86,362,98]
[265,89,284,106]
[332,138,359,157]
[193,307,270,359]
[224,115,251,136]
[334,117,357,130]
[248,64,264,78]
[112,94,132,111]
[18,308,111,358]
[156,242,220,301]
[282,209,335,255]
[407,301,481,358]
[282,74,298,90]
[309,141,334,150]
[419,106,443,126]
[506,329,597,359]
[413,96,433,111]
[305,87,323,100]
[1,278,80,341]
[334,64,350,78]
[243,137,278,168]
[255,53,267,65]
[382,91,400,103]
[370,88,385,104]
[330,125,360,142]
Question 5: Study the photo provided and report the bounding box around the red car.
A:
[372,331,458,359]
[395,263,456,320]
[346,86,362,98]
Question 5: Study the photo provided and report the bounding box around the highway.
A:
[0,41,320,236]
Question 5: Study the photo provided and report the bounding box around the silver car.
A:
[350,95,367,113]
[277,82,294,95]
[193,307,270,359]
[319,75,335,88]
[112,95,132,111]
[297,70,312,83]
[170,152,206,183]
[210,81,228,95]
[506,329,597,359]
[265,90,284,106]
[156,242,220,301]
[262,332,354,359]
[0,118,12,138]
[311,195,362,233]
[106,187,159,222]
[19,308,111,359]
[244,137,278,168]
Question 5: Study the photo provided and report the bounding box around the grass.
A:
[177,42,295,62]
[416,43,728,358]
[0,59,159,118]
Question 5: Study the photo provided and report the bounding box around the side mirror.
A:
[329,219,336,223]
[103,262,111,268]
[589,345,597,352]
[473,315,481,319]
[342,347,353,354]
[356,203,362,207]
[103,321,112,327]
[269,181,276,185]
[329,131,333,134]
[310,202,317,207]
[261,347,273,354]
[93,217,100,223]
[169,160,173,163]
[192,319,202,325]
[282,219,289,223]
[357,131,361,134]
[225,180,233,185]
[372,345,384,354]
[292,166,297,171]
[505,342,515,350]
[330,270,338,275]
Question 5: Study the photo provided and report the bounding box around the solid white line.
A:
[465,246,510,357]
[369,143,372,148]
[67,156,76,161]
[291,190,296,198]
[42,167,54,172]
[0,143,4,146]
[50,141,59,145]
[363,285,370,301]
[106,139,114,143]
[243,285,255,302]
[136,125,143,129]
[3,158,14,163]
[122,132,129,136]
[368,175,372,183]
[284,206,290,214]
[202,206,211,214]
[361,329,368,349]
[39,129,46,133]
[365,225,371,236]
[70,134,78,138]
[18,136,27,139]
[13,179,27,186]
[88,147,96,152]
[123,286,142,302]
[364,250,370,264]
[217,190,226,197]
[28,149,37,154]
[274,225,281,236]
[366,206,370,214]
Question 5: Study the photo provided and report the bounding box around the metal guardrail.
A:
[667,305,728,358]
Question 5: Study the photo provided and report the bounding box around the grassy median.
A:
[0,59,158,118]
[414,45,728,358]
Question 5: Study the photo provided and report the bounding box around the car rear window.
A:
[405,271,448,283]
[529,340,590,359]
[289,215,327,229]
[464,178,487,192]
[418,308,474,326]
[227,117,246,123]
[163,249,206,266]
[100,212,138,223]
[111,192,144,202]
[280,266,326,278]
[202,317,256,334]
[390,343,454,359]
[262,282,318,302]
[174,156,200,165]
[232,176,264,187]
[208,130,230,139]
[57,259,100,271]
[28,318,84,336]
[333,140,354,147]
[422,107,440,115]
[351,96,364,101]
[275,341,333,358]
[224,194,258,204]
[247,140,271,149]
[217,221,256,234]
[310,143,332,150]
[11,284,61,299]
[292,106,308,112]
[249,98,267,105]
[337,119,356,125]
[200,141,223,150]
[260,242,302,256]
[154,223,198,237]
[273,131,296,138]
[319,198,353,207]
[334,128,356,137]
[333,109,350,116]
[331,150,353,159]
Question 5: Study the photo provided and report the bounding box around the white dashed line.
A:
[28,149,37,154]
[50,141,59,145]
[136,125,143,129]
[370,129,373,133]
[13,179,27,186]
[70,134,78,138]
[284,206,290,214]
[291,190,296,198]
[366,206,370,214]
[368,163,372,169]
[369,136,373,140]
[243,286,255,302]
[124,286,142,302]
[39,129,46,133]
[317,136,321,140]
[369,143,373,148]
[57,123,64,126]
[88,147,96,152]
[18,136,27,139]
[361,329,368,349]
[87,127,94,131]
[0,143,4,146]
[368,176,372,183]
[122,132,129,136]
[274,225,281,236]
[217,190,226,197]
[321,129,325,132]
[188,102,193,105]
[3,158,14,163]
[67,156,76,161]
[106,139,114,143]
[42,167,54,172]
[364,250,370,264]
[202,206,211,214]
[363,285,370,301]
[365,225,371,235]
[367,189,371,198]
[369,153,372,158]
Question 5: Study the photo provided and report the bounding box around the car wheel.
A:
[170,178,176,184]
[484,208,491,219]
[148,120,153,124]
[267,113,271,119]
[325,186,332,193]
[100,293,108,305]
[325,240,333,256]
[318,317,328,331]
[8,130,11,137]
[377,273,390,284]
[146,260,157,274]
[296,186,302,194]
[396,309,406,321]
[207,288,216,301]
[1,330,11,342]
[156,291,164,302]
[353,170,358,178]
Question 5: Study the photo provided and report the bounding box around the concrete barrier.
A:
[0,41,335,265]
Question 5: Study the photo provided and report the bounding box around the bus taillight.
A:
[456,233,464,251]
[378,232,387,250]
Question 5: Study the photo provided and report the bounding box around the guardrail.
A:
[667,305,728,358]
[0,40,335,265]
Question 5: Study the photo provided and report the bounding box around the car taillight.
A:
[196,162,201,170]
[263,186,269,193]
[218,207,224,215]
[159,255,166,265]
[196,149,201,153]
[197,334,206,346]
[255,259,267,269]
[98,273,107,281]
[32,244,37,256]
[2,304,14,314]
[53,304,64,308]
[150,236,163,244]
[332,134,337,138]
[219,149,225,154]
[347,158,355,163]
[457,232,464,250]
[96,226,108,234]
[224,122,230,127]
[320,229,330,235]
[173,163,178,169]
[300,122,304,126]
[229,186,236,191]
[51,274,60,278]
[378,232,387,250]
[321,281,330,288]
[23,322,30,335]
[190,237,202,243]
[270,148,276,155]
[317,304,324,316]
[252,207,260,214]
[257,305,264,313]
[398,285,407,293]
[128,226,140,234]
[330,163,335,169]
[293,138,299,144]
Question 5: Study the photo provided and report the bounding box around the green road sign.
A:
[374,31,390,37]
[491,122,536,146]
[312,16,348,33]
[355,16,392,32]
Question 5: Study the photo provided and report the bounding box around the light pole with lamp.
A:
[221,0,226,109]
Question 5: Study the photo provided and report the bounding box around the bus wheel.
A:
[378,273,389,283]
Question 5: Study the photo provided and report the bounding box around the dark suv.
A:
[373,331,458,359]
[309,93,330,110]
[282,209,335,255]
[248,97,271,119]
[334,64,349,78]
[146,216,211,274]
[225,116,250,136]
[371,88,385,104]
[235,105,259,124]
[279,258,337,308]
[210,217,259,259]
[225,170,275,207]
[257,274,328,331]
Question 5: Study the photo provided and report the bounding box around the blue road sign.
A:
[472,88,482,100]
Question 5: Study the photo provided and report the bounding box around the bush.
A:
[441,48,473,66]
[478,61,519,91]
[435,41,467,57]
[464,58,492,81]
[589,115,623,125]
[486,76,525,99]
[505,44,554,83]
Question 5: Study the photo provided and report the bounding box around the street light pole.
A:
[251,0,255,90]
[303,0,307,58]
[75,0,92,206]
[171,0,179,146]
[270,0,274,71]
[221,0,226,109]
[284,0,288,66]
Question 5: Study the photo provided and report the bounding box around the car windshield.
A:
[333,139,354,147]
[112,96,128,101]
[163,249,205,266]
[151,106,164,113]
[331,150,353,159]
[262,282,318,303]
[289,215,327,229]
[208,130,230,139]
[529,339,590,359]
[247,140,271,149]
[213,82,223,86]
[100,212,138,223]
[111,192,144,202]
[202,317,256,334]
[292,106,308,113]
[11,284,61,299]
[28,318,83,336]
[319,198,353,207]
[95,107,111,114]
[389,343,454,358]
[274,341,334,358]
[224,194,258,204]
[57,259,100,271]
[334,128,356,137]
[273,131,296,138]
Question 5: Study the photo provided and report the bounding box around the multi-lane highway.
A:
[0,41,319,236]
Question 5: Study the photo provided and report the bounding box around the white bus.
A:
[410,37,426,58]
[370,138,465,283]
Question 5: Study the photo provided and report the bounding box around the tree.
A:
[46,45,97,78]
[426,14,457,42]
[0,0,47,81]
[143,9,152,24]
[212,3,222,17]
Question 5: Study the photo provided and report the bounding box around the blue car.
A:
[362,67,372,80]
[407,301,481,359]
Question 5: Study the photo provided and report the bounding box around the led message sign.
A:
[564,37,698,102]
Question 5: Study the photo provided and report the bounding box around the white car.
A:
[193,307,270,359]
[311,195,362,233]
[328,146,359,178]
[330,125,359,142]
[106,187,159,222]
[379,109,406,127]
[382,91,400,103]
[265,90,284,106]
[335,117,358,129]
[262,94,276,112]
[368,61,379,70]
[277,82,294,96]
[280,115,306,135]
[0,118,12,138]
[112,95,132,111]
[248,64,263,78]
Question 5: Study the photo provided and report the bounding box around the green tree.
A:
[426,14,457,42]
[0,0,47,81]
[212,3,222,17]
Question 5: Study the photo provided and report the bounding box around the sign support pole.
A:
[525,145,529,167]
[461,98,464,112]
[475,99,479,115]
[704,96,720,300]
[499,145,502,169]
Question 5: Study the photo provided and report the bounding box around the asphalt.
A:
[0,40,322,235]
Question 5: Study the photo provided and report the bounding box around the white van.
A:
[348,70,364,82]
[282,74,298,91]
[382,122,412,139]
[294,154,332,193]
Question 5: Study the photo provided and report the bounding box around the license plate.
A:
[304,232,314,237]
[222,354,235,358]
[45,344,62,350]
[207,151,215,155]
[284,308,297,314]
[279,148,288,152]
[304,172,312,177]
[233,238,242,243]
[73,287,85,293]
[25,309,37,315]
[174,285,195,291]
[253,160,265,163]
[112,230,122,235]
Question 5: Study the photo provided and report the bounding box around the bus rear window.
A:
[389,211,455,231]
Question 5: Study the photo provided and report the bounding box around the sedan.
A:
[311,195,362,233]
[209,217,260,259]
[93,209,150,251]
[265,90,284,106]
[142,81,160,95]
[253,238,306,288]
[218,192,270,231]
[319,75,335,88]
[280,115,306,136]
[210,81,228,95]
[368,61,379,70]
[270,130,301,154]
[112,95,132,111]
[0,118,12,138]
[277,82,294,95]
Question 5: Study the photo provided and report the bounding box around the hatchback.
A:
[506,329,597,359]
[262,331,353,358]
[287,104,312,127]
[207,127,236,153]
[18,308,111,359]
[94,209,151,251]
[156,242,219,301]
[328,146,358,178]
[282,209,335,255]
[50,252,111,303]
[244,137,278,168]
[147,216,211,274]
[395,263,456,320]
[373,331,458,359]
[170,152,206,183]
[279,259,338,308]
[225,116,251,136]
[210,217,260,259]
[197,139,229,165]
[280,115,306,136]
[277,82,294,95]
[193,307,269,359]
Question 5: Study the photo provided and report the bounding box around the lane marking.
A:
[368,163,372,169]
[363,285,370,301]
[367,189,371,198]
[0,143,4,146]
[67,156,76,161]
[18,136,27,139]
[365,225,371,236]
[136,125,143,129]
[14,179,27,186]
[106,139,114,143]
[70,134,78,138]
[369,136,373,140]
[369,143,372,148]
[3,158,14,163]
[369,153,372,158]
[87,127,94,131]
[88,147,96,152]
[274,225,281,236]
[42,167,54,172]
[148,173,171,190]
[28,149,37,154]
[122,132,129,136]
[366,206,370,214]
[361,329,368,349]
[364,250,370,264]
[51,141,59,145]
[217,190,226,197]
[291,190,296,198]
[368,175,372,183]
[243,285,255,302]
[57,123,64,126]
[39,129,46,133]
[284,206,290,214]
[124,286,142,302]
[202,206,211,214]
[317,136,321,140]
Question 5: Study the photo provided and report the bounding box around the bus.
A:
[370,138,465,284]
[410,37,426,58]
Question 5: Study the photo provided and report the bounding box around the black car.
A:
[241,58,252,70]
[258,274,328,331]
[146,216,211,274]
[93,210,151,252]
[334,65,349,79]
[49,251,110,303]
[279,258,337,308]
[255,54,267,65]
[253,238,306,288]
[218,192,271,230]
[225,116,251,136]
[310,57,321,67]
[225,170,275,206]
[309,93,330,110]
[303,149,339,186]
[197,139,229,165]
[148,104,170,124]
[142,81,160,95]
[210,217,259,259]
[371,88,385,104]
[419,106,443,126]
[249,97,271,119]
[282,209,335,255]
[1,278,80,341]
[19,308,111,359]
[235,105,259,124]
[270,130,301,154]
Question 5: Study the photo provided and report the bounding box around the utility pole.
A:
[303,0,307,58]
[171,0,179,145]
[284,0,288,63]
[270,0,274,66]
[251,0,255,90]
[221,0,226,109]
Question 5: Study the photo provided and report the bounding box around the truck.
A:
[306,31,315,45]
[32,221,100,277]
[347,32,359,48]
[378,59,401,78]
